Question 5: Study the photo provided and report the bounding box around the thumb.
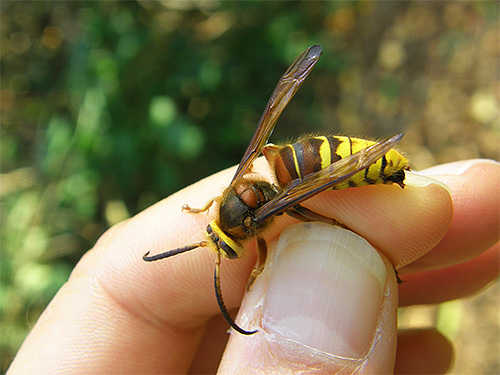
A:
[218,222,398,374]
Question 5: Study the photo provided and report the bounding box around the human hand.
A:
[8,158,499,374]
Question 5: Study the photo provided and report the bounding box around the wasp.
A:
[143,45,410,335]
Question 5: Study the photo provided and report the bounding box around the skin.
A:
[7,158,499,374]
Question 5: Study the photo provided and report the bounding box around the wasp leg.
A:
[214,254,258,335]
[286,204,350,229]
[182,197,218,214]
[246,237,268,291]
[394,267,405,284]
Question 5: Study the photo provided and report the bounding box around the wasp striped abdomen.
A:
[262,136,410,190]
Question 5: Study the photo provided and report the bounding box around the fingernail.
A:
[404,172,451,193]
[263,222,386,358]
[417,159,499,176]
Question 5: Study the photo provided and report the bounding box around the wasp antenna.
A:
[214,255,258,335]
[143,241,207,262]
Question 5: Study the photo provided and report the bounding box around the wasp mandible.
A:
[143,45,410,335]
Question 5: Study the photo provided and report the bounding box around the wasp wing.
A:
[230,45,323,187]
[254,133,404,223]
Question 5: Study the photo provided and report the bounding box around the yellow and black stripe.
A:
[262,136,409,190]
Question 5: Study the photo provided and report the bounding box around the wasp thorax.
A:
[218,181,278,240]
[234,182,268,208]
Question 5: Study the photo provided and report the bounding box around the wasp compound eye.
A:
[219,240,238,259]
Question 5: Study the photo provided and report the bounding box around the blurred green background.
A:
[1,1,498,373]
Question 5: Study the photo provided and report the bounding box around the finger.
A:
[188,314,230,374]
[8,166,256,374]
[294,172,453,268]
[401,159,500,273]
[394,329,453,374]
[219,223,399,374]
[399,243,499,306]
